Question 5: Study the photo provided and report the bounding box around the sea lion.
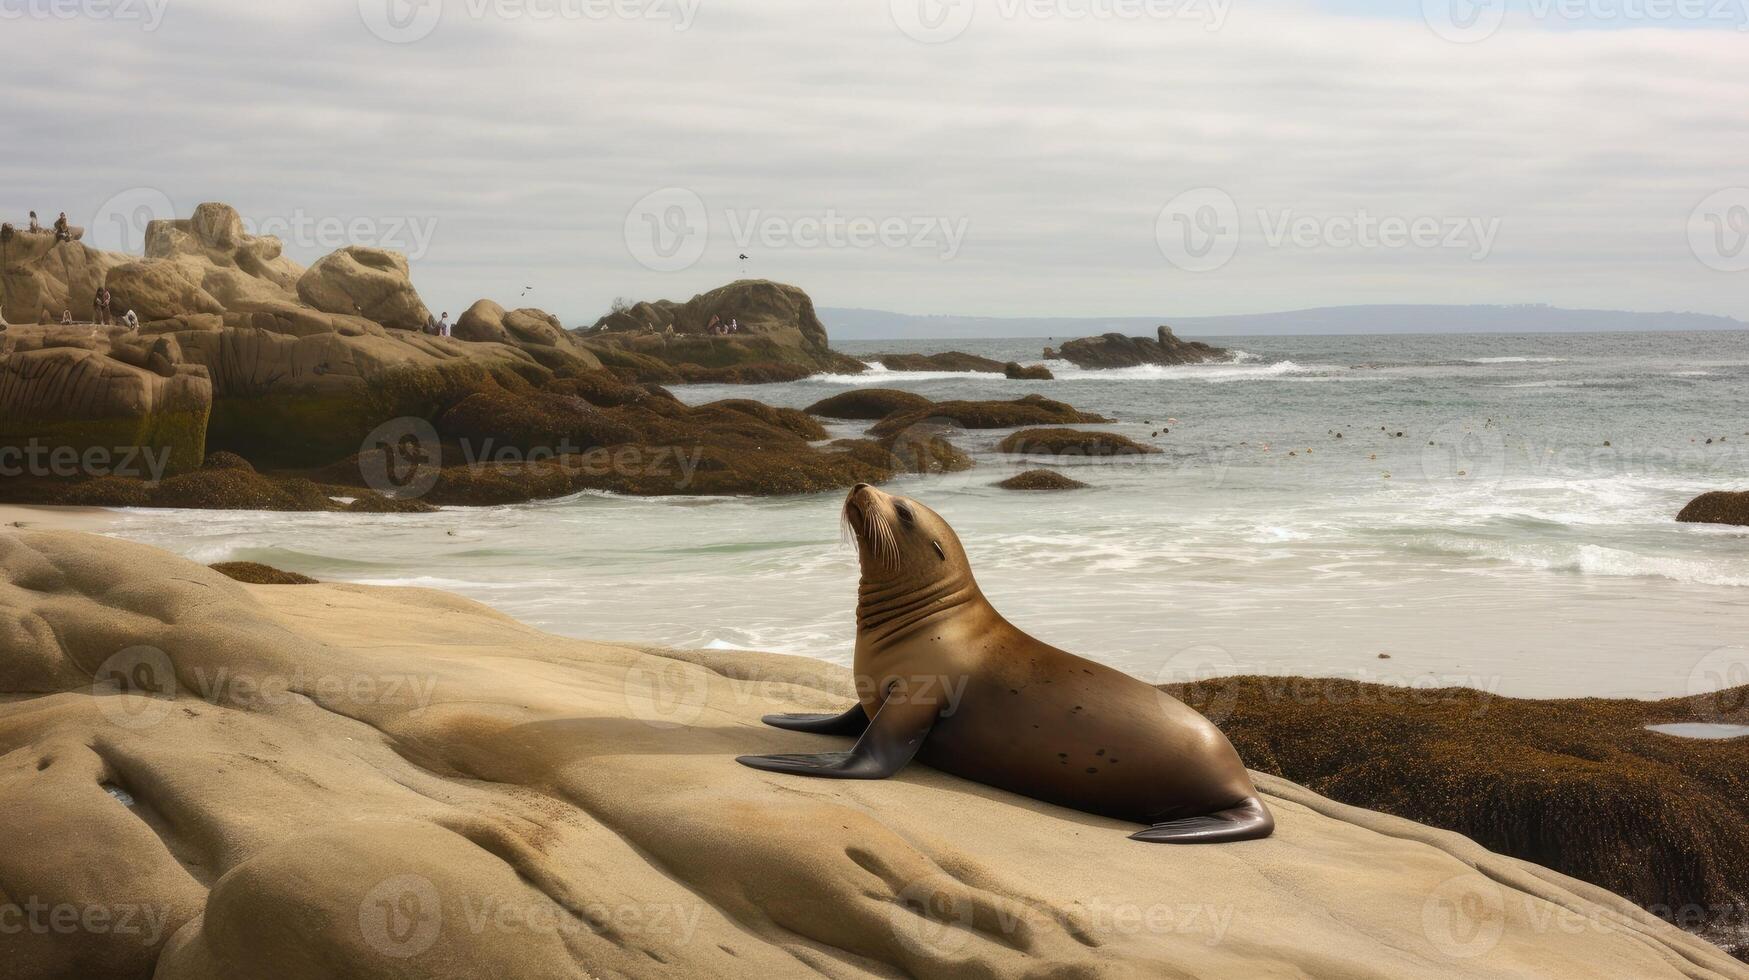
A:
[737,484,1273,844]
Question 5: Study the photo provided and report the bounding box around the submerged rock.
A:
[996,469,1089,491]
[1044,325,1231,369]
[1004,361,1054,380]
[869,394,1111,437]
[1677,491,1749,527]
[997,427,1159,456]
[873,351,1006,373]
[804,388,933,420]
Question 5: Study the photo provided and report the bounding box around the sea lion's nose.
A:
[852,483,871,493]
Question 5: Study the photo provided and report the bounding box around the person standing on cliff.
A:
[93,286,113,326]
[27,212,41,233]
[53,212,70,243]
[438,311,451,337]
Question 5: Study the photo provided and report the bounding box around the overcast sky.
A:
[5,0,1747,325]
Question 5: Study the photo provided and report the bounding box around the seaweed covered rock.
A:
[869,394,1111,437]
[1044,325,1231,369]
[874,351,1006,373]
[804,388,933,420]
[1677,491,1749,527]
[149,469,335,511]
[436,385,638,453]
[997,427,1160,456]
[996,469,1089,491]
[1162,675,1749,957]
[1004,361,1054,380]
[209,561,318,585]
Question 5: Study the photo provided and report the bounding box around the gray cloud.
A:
[3,0,1746,325]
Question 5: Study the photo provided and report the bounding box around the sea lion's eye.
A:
[896,504,915,526]
[932,541,946,561]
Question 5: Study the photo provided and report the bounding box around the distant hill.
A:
[818,304,1748,340]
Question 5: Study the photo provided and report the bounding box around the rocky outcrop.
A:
[1677,491,1749,527]
[1044,325,1231,369]
[578,280,866,379]
[2,203,609,472]
[0,224,128,323]
[873,351,1005,373]
[0,328,212,476]
[297,247,430,330]
[804,388,933,420]
[1,529,1738,980]
[996,468,1089,490]
[1004,361,1053,380]
[1166,675,1749,959]
[209,561,318,585]
[868,394,1112,437]
[997,427,1160,456]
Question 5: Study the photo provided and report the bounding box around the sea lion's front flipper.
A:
[1129,797,1275,844]
[759,703,871,736]
[737,697,937,780]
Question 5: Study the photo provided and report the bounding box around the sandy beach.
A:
[2,528,1741,979]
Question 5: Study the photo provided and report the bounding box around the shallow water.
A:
[100,330,1749,701]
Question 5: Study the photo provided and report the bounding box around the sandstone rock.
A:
[1044,325,1232,369]
[1004,361,1053,380]
[1677,491,1749,526]
[997,427,1160,456]
[0,338,212,477]
[106,260,227,320]
[996,469,1089,490]
[296,247,431,330]
[1,529,1736,980]
[869,394,1112,437]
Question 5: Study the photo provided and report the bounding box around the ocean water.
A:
[100,331,1749,700]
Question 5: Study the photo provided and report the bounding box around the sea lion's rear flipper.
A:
[759,704,871,736]
[1129,797,1274,844]
[737,697,937,780]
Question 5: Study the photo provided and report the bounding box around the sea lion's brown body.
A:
[739,485,1272,843]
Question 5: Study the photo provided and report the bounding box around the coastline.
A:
[2,527,1741,979]
[0,503,120,531]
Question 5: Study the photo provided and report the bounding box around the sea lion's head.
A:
[843,484,971,589]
